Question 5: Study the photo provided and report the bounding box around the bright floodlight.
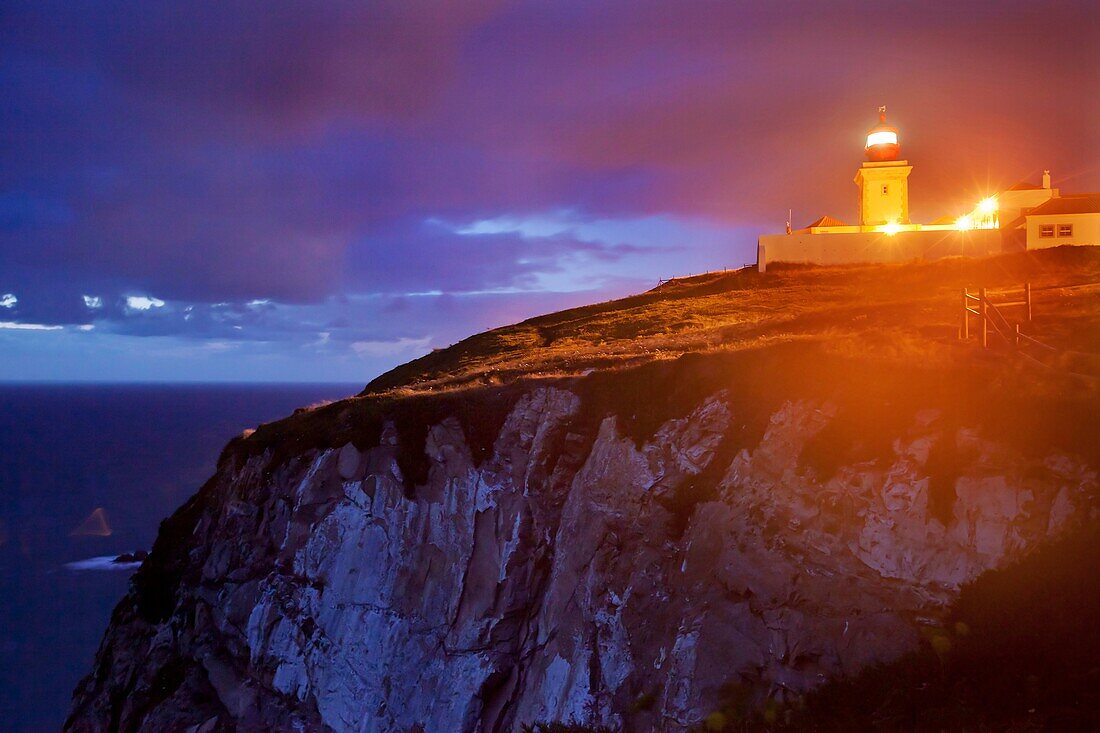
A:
[866,130,898,147]
[882,220,902,236]
[955,214,973,231]
[978,196,997,214]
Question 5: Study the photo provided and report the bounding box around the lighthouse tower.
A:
[853,107,912,226]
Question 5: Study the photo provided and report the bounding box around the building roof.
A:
[1007,181,1044,191]
[1025,193,1100,217]
[1001,193,1100,229]
[804,215,848,228]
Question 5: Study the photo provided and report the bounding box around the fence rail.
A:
[960,283,1044,350]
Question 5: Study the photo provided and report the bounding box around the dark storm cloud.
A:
[450,0,1099,220]
[0,0,1096,357]
[4,1,504,135]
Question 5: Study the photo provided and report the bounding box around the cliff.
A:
[67,249,1100,732]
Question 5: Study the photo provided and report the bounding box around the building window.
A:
[1039,224,1055,238]
[881,184,889,195]
[1058,224,1073,237]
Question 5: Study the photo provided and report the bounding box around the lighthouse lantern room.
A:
[853,106,912,226]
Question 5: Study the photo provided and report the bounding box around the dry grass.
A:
[365,246,1100,396]
[223,246,1100,500]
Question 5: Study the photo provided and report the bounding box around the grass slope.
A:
[365,246,1100,396]
[230,246,1100,503]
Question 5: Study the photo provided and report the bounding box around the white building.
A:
[1003,191,1100,250]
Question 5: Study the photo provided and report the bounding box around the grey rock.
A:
[66,390,1094,733]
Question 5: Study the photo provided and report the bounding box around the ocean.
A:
[0,383,360,732]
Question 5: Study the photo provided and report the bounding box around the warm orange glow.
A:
[881,220,902,236]
[866,130,898,147]
[956,196,999,230]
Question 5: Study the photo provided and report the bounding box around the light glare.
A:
[866,130,898,147]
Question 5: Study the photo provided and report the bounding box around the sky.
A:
[1,1,1097,382]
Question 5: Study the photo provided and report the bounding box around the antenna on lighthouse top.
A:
[878,104,887,121]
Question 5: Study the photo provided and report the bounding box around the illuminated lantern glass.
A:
[864,108,900,161]
[866,130,898,147]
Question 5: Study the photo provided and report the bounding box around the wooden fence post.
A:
[961,288,969,340]
[1014,323,1021,349]
[1025,282,1032,322]
[979,288,988,349]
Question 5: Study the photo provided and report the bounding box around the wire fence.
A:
[655,263,757,287]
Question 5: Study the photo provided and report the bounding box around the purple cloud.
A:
[0,0,1096,379]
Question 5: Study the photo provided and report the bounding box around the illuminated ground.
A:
[365,245,1100,396]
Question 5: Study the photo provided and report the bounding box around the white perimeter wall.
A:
[757,229,1002,270]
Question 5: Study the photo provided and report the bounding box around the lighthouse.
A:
[754,106,1031,272]
[853,106,912,226]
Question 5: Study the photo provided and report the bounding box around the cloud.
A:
[83,295,103,309]
[0,294,16,308]
[4,1,1095,314]
[0,321,64,331]
[125,295,166,311]
[344,217,665,296]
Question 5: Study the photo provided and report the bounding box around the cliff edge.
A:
[67,249,1100,732]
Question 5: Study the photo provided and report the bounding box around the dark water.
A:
[0,383,360,732]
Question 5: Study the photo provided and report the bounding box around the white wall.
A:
[758,229,1001,270]
[998,188,1056,226]
[1027,213,1100,249]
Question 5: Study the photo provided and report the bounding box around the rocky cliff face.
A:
[66,378,1095,733]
